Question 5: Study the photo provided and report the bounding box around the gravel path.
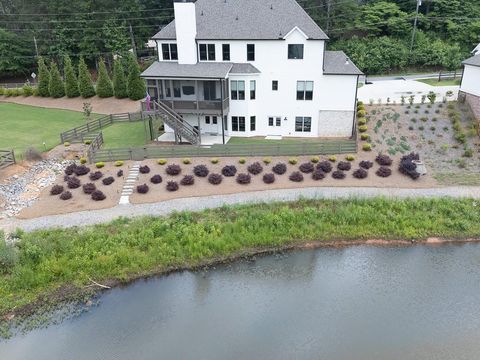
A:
[1,186,479,233]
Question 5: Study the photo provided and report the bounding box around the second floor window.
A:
[231,80,245,100]
[200,44,216,61]
[250,80,256,100]
[247,44,255,61]
[272,81,278,91]
[162,43,178,60]
[222,44,230,61]
[288,44,304,59]
[297,81,314,100]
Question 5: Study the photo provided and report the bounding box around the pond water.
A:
[2,244,480,360]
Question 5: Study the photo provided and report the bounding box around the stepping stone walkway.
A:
[119,162,141,205]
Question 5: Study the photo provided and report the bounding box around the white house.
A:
[460,47,480,121]
[141,0,362,145]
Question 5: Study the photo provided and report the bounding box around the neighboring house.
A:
[141,0,362,144]
[459,47,480,121]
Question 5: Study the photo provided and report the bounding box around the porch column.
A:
[170,79,174,110]
[195,80,199,111]
[197,114,202,145]
[220,78,225,144]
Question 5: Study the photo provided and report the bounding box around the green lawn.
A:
[416,78,461,86]
[0,103,89,155]
[101,122,147,149]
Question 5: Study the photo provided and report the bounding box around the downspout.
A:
[220,77,225,144]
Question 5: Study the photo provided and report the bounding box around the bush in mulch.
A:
[317,161,332,173]
[91,190,106,201]
[272,163,287,175]
[332,170,346,179]
[247,162,263,175]
[150,174,163,184]
[312,169,325,181]
[166,181,179,192]
[60,191,72,200]
[166,164,182,176]
[221,165,237,177]
[263,173,275,184]
[359,160,374,170]
[89,171,103,181]
[399,152,420,180]
[73,165,90,176]
[236,173,251,185]
[180,175,195,186]
[137,184,149,194]
[82,183,96,194]
[337,161,352,171]
[67,176,81,189]
[375,154,393,166]
[193,165,209,177]
[64,164,77,176]
[289,171,304,182]
[117,170,124,177]
[353,168,368,179]
[376,166,392,177]
[50,185,64,195]
[139,165,151,174]
[299,162,314,174]
[102,176,115,186]
[208,173,223,185]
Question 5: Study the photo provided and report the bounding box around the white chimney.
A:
[174,0,197,64]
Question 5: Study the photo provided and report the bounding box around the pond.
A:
[1,243,480,360]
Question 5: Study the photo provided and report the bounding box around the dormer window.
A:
[288,44,304,59]
[162,43,178,61]
[199,44,216,61]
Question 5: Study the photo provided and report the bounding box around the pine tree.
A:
[78,57,96,98]
[112,58,128,99]
[37,57,50,97]
[96,58,114,98]
[64,55,79,98]
[48,61,65,98]
[127,53,146,101]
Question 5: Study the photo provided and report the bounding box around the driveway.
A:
[358,79,459,104]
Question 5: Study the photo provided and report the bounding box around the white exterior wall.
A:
[173,2,197,64]
[461,64,480,97]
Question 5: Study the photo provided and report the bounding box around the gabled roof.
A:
[141,62,261,79]
[323,51,363,75]
[463,54,480,67]
[153,0,328,41]
[229,63,260,74]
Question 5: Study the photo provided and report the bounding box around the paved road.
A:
[1,186,479,234]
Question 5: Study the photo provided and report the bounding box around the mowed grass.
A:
[101,122,146,149]
[1,197,480,317]
[0,103,89,155]
[416,78,461,86]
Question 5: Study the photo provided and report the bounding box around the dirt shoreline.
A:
[2,236,479,326]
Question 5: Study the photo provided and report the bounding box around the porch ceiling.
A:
[141,61,233,79]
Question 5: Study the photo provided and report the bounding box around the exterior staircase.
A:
[145,100,201,145]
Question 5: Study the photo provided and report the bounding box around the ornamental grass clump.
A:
[182,158,191,165]
[165,164,182,176]
[89,171,103,181]
[288,157,298,165]
[102,177,115,186]
[180,175,195,186]
[166,181,179,192]
[60,191,72,200]
[208,173,223,185]
[299,162,314,173]
[311,156,320,163]
[136,184,149,194]
[139,165,151,174]
[263,173,275,184]
[67,176,81,189]
[359,160,374,169]
[376,167,392,177]
[263,157,272,165]
[332,170,346,179]
[317,161,332,173]
[73,165,90,176]
[272,163,287,175]
[236,173,251,185]
[312,169,325,181]
[375,154,393,166]
[353,168,368,179]
[337,161,351,171]
[247,162,263,175]
[399,152,420,180]
[221,165,237,177]
[50,185,64,195]
[193,165,209,177]
[82,183,96,194]
[289,171,304,182]
[91,190,106,201]
[150,174,163,184]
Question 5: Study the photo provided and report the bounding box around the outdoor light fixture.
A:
[284,117,288,121]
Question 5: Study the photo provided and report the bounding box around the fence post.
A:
[128,113,131,122]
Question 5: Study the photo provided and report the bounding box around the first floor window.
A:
[268,116,281,127]
[297,81,314,100]
[272,80,278,91]
[250,80,256,100]
[250,116,256,131]
[205,116,210,124]
[295,117,312,132]
[199,44,216,61]
[231,80,245,100]
[232,116,246,132]
[162,43,178,60]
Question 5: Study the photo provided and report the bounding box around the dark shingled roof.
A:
[153,0,328,40]
[229,63,261,74]
[463,54,480,67]
[141,62,261,79]
[323,51,363,75]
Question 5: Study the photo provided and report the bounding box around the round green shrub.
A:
[64,142,70,147]
[360,133,370,141]
[357,110,366,117]
[359,125,368,133]
[210,158,219,164]
[238,158,246,164]
[358,118,367,125]
[95,162,105,168]
[362,143,372,151]
[288,157,298,165]
[310,156,320,163]
[182,158,192,165]
[345,155,355,161]
[263,157,272,165]
[80,157,87,164]
[115,160,124,167]
[157,159,167,165]
[329,155,337,162]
